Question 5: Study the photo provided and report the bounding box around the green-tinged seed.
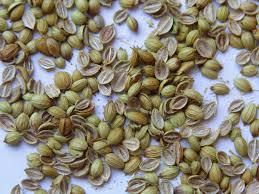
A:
[216,6,229,22]
[242,169,253,184]
[159,166,179,179]
[178,47,196,62]
[188,136,201,152]
[175,184,193,194]
[90,159,103,178]
[144,36,163,53]
[104,101,117,122]
[16,113,29,131]
[198,18,210,32]
[54,57,65,69]
[251,164,258,177]
[241,65,257,77]
[169,111,186,129]
[69,138,88,151]
[125,111,148,125]
[97,121,110,138]
[105,153,124,169]
[41,0,54,14]
[4,131,22,145]
[0,17,7,31]
[0,101,11,113]
[117,48,128,61]
[203,59,222,71]
[250,120,259,137]
[71,10,87,25]
[75,0,88,13]
[200,146,217,162]
[211,83,230,95]
[142,77,160,91]
[31,94,52,109]
[34,189,48,194]
[201,67,219,79]
[64,91,80,104]
[88,0,101,15]
[71,184,85,194]
[240,16,257,31]
[37,144,52,157]
[209,163,222,183]
[161,85,176,98]
[234,136,248,156]
[141,186,158,194]
[27,153,41,168]
[11,101,23,118]
[230,127,242,141]
[220,176,230,191]
[124,156,141,174]
[179,162,191,174]
[227,112,240,125]
[143,172,158,184]
[241,31,256,51]
[41,165,58,178]
[241,103,257,124]
[184,148,199,161]
[234,78,253,93]
[120,0,136,9]
[230,34,243,49]
[107,128,124,145]
[127,16,138,32]
[186,30,199,46]
[111,115,125,128]
[144,145,162,158]
[185,104,204,121]
[191,161,201,175]
[9,3,25,21]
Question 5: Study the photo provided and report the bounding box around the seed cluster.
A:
[0,0,257,194]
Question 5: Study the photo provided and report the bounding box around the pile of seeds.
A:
[0,0,257,193]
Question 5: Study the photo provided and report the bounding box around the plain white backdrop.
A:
[0,1,257,193]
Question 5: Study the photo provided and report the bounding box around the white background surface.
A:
[0,0,257,193]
